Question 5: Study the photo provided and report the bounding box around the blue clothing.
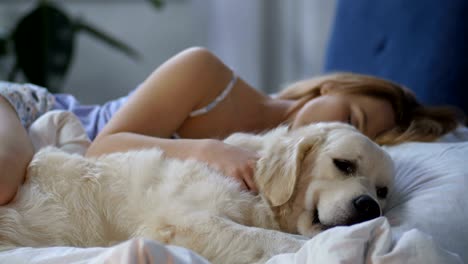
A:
[0,80,127,139]
[53,93,128,140]
[0,81,55,128]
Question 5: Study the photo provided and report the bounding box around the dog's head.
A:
[255,122,394,237]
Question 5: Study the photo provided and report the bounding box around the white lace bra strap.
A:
[188,72,237,117]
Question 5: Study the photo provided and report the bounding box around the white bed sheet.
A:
[267,218,462,264]
[2,219,461,264]
[1,111,466,264]
[0,238,210,264]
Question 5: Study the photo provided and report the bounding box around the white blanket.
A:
[1,111,465,264]
[0,239,210,264]
[267,218,462,264]
[0,218,461,264]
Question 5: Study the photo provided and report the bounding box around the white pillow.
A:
[384,141,468,262]
[28,110,90,155]
[437,125,468,142]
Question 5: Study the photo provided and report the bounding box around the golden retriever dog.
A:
[0,122,393,264]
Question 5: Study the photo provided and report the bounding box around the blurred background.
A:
[1,1,466,114]
[0,0,336,104]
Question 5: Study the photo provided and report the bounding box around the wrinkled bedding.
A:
[1,111,467,264]
[267,218,462,264]
[0,239,210,264]
[0,219,461,264]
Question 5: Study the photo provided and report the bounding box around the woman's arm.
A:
[87,47,258,191]
[88,132,258,191]
[0,96,34,205]
[88,47,232,150]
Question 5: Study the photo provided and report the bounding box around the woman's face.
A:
[291,93,396,139]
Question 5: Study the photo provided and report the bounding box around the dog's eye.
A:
[376,187,388,199]
[333,159,356,175]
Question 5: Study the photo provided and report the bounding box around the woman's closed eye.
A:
[347,114,356,128]
[348,106,363,131]
[347,114,352,125]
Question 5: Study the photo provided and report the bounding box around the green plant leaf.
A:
[0,37,9,57]
[12,1,75,92]
[75,19,140,61]
[147,0,165,9]
[0,28,11,57]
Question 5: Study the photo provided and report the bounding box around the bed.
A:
[0,111,467,264]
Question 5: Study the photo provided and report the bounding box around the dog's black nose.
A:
[352,195,381,223]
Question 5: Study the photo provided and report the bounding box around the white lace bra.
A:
[172,72,238,139]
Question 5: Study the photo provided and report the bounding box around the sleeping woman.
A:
[0,47,462,205]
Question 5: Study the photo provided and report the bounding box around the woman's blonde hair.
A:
[277,72,464,145]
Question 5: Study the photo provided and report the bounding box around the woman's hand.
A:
[194,139,259,193]
[88,133,260,193]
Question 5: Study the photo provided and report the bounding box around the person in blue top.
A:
[0,47,461,205]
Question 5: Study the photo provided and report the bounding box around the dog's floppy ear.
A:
[256,136,321,207]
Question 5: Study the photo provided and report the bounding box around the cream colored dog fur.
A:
[0,118,393,264]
